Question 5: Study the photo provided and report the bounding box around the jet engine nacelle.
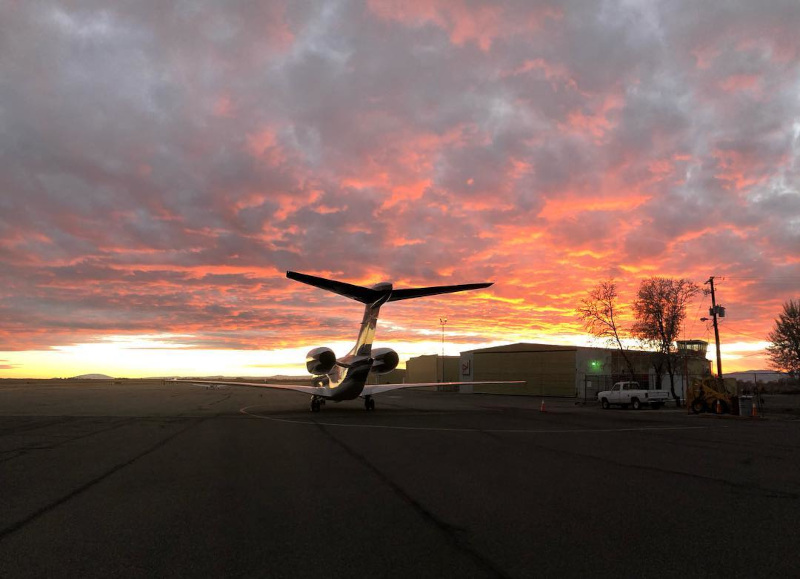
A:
[306,347,336,375]
[370,347,399,374]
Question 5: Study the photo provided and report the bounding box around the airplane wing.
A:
[171,379,327,396]
[361,381,525,396]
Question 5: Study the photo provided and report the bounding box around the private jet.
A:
[176,271,519,411]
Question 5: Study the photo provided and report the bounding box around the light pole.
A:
[439,317,448,357]
[439,317,447,382]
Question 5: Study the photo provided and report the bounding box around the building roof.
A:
[463,342,579,354]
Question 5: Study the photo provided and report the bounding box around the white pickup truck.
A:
[597,381,670,409]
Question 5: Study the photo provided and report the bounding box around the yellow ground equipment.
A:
[687,377,734,414]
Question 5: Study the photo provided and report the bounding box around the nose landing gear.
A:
[310,395,325,412]
[364,395,375,411]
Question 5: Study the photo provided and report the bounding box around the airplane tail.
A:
[286,271,492,303]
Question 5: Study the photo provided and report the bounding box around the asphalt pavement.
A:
[1,380,798,578]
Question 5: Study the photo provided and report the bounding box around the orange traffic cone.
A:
[715,399,722,414]
[751,399,758,418]
[540,399,546,413]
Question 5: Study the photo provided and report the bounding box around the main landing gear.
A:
[309,395,375,412]
[310,395,325,413]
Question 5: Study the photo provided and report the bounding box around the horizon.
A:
[2,2,799,379]
[0,331,781,380]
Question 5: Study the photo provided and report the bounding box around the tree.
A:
[577,279,637,380]
[632,277,699,401]
[766,299,800,379]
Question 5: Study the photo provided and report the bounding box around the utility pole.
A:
[705,277,724,384]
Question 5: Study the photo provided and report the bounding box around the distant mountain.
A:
[726,370,786,383]
[70,373,114,380]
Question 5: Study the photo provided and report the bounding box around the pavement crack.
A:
[523,438,800,500]
[0,418,139,465]
[0,417,208,542]
[205,393,233,407]
[0,417,77,436]
[311,420,510,579]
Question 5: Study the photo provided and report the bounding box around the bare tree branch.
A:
[577,279,637,380]
[632,277,699,399]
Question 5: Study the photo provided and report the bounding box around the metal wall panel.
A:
[472,350,577,396]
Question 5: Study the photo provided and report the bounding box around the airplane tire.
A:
[365,397,375,411]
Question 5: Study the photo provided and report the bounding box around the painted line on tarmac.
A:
[240,406,721,434]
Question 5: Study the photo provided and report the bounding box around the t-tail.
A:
[286,271,492,358]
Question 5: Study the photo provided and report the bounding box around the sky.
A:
[1,0,799,379]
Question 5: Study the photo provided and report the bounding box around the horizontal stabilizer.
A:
[287,271,381,304]
[388,283,493,302]
[287,271,492,304]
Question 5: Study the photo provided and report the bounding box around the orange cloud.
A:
[367,0,561,51]
[718,74,762,94]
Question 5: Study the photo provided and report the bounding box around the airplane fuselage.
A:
[311,282,391,401]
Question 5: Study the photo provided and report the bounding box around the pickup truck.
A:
[597,381,670,409]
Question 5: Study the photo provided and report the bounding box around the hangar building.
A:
[458,343,608,397]
[405,341,712,398]
[458,341,712,398]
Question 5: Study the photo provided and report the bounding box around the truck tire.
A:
[601,398,610,410]
[690,398,707,414]
[631,398,641,410]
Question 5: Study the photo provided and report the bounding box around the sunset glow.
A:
[1,2,799,378]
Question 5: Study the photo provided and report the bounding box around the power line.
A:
[718,275,800,280]
[722,326,768,341]
[684,290,709,339]
[713,276,800,286]
[733,351,769,359]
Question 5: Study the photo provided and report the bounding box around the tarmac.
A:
[1,379,799,578]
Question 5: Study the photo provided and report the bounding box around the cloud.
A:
[1,1,799,370]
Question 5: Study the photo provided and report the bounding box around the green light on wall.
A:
[589,360,601,370]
